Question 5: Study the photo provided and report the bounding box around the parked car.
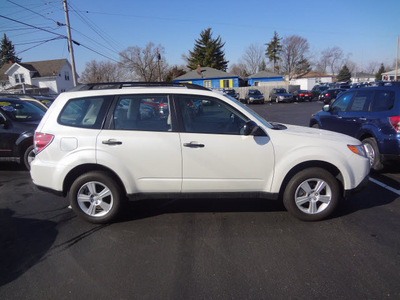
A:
[31,95,56,108]
[319,88,347,105]
[311,85,329,100]
[31,82,369,224]
[269,88,293,103]
[310,86,400,171]
[0,94,48,111]
[292,90,313,102]
[224,89,239,100]
[0,98,45,169]
[244,89,264,104]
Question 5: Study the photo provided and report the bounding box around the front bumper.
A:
[344,175,369,198]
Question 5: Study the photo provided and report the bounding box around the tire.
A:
[23,145,35,170]
[362,137,383,171]
[69,171,124,223]
[283,168,340,221]
[311,123,319,129]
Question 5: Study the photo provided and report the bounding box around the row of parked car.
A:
[0,94,55,169]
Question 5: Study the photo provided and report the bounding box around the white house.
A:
[0,58,75,94]
[351,71,375,83]
[290,71,333,90]
[381,69,400,81]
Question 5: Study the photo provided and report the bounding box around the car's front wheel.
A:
[69,171,124,223]
[283,168,340,221]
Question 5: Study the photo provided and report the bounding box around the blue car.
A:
[309,85,400,171]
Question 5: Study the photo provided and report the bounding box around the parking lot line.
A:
[369,177,400,196]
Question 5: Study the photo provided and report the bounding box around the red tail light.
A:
[34,132,54,153]
[389,116,400,132]
[159,103,166,107]
[299,93,304,96]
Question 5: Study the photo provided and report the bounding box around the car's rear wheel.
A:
[283,168,340,221]
[69,171,124,223]
[362,137,383,171]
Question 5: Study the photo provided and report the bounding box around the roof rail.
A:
[69,82,211,92]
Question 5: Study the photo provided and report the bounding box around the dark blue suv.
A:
[309,86,400,171]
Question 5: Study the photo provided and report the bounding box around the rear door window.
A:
[348,90,372,112]
[113,95,171,132]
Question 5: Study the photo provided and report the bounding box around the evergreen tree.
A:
[265,31,282,73]
[0,34,21,67]
[186,28,228,71]
[336,64,351,82]
[375,63,386,81]
[295,56,311,75]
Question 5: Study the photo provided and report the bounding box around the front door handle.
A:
[102,139,122,145]
[183,141,205,148]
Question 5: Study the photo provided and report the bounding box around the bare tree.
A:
[364,61,379,74]
[80,60,129,83]
[280,35,310,80]
[229,62,249,78]
[319,46,343,76]
[241,43,265,75]
[119,42,168,81]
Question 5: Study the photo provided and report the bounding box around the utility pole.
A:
[396,35,399,82]
[157,50,161,82]
[63,0,78,86]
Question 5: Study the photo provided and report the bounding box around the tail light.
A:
[389,116,400,132]
[159,103,166,108]
[299,93,304,96]
[34,132,54,153]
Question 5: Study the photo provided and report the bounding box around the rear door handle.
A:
[183,142,205,148]
[102,139,122,145]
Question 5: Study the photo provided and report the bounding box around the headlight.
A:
[249,97,254,100]
[347,144,367,157]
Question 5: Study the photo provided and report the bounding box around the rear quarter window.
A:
[370,90,395,112]
[58,96,110,128]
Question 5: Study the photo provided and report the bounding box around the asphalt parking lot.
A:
[0,100,399,299]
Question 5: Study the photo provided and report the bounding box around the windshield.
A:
[0,100,45,122]
[249,90,261,95]
[225,90,235,95]
[276,89,287,93]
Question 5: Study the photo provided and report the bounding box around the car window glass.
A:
[177,95,249,135]
[0,100,44,122]
[58,97,108,129]
[331,92,354,113]
[113,95,170,132]
[370,90,395,112]
[348,91,372,112]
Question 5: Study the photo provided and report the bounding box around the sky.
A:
[1,0,399,75]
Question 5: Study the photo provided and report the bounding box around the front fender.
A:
[270,144,369,193]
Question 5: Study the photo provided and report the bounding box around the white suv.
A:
[30,83,370,223]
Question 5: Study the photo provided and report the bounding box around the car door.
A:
[0,110,16,157]
[338,90,372,137]
[176,95,274,193]
[96,94,182,193]
[319,91,355,135]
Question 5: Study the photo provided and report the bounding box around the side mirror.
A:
[243,120,266,136]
